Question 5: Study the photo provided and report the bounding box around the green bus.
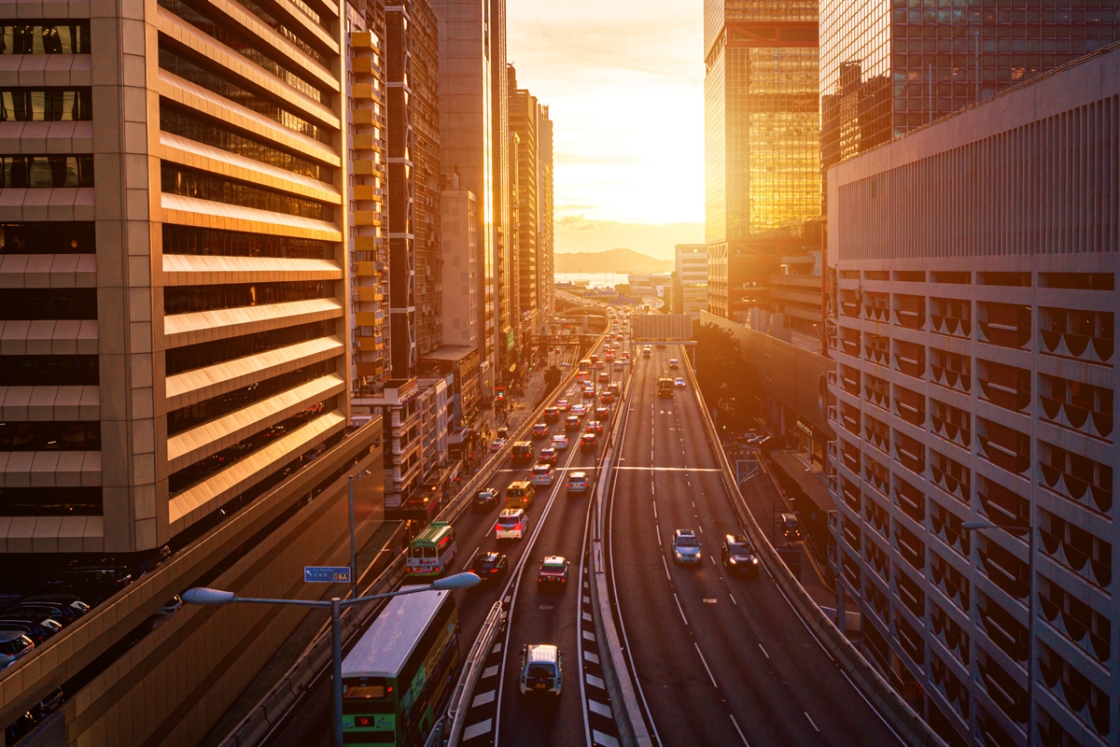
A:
[342,587,460,746]
[406,521,456,578]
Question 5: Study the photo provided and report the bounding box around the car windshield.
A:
[498,515,521,526]
[676,536,699,548]
[533,465,549,473]
[527,663,555,679]
[729,542,752,554]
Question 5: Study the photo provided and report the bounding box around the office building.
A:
[490,0,514,379]
[826,43,1120,747]
[385,0,441,378]
[820,0,1120,177]
[703,0,821,324]
[508,64,538,348]
[0,1,388,742]
[538,112,554,330]
[674,244,708,318]
[428,0,499,390]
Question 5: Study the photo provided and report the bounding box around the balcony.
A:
[893,384,925,428]
[931,654,971,720]
[893,339,925,379]
[978,359,1031,413]
[840,440,861,472]
[1040,374,1113,441]
[930,502,970,558]
[977,479,1030,530]
[1040,510,1112,591]
[931,553,971,612]
[895,526,925,573]
[978,538,1030,602]
[930,349,971,394]
[841,477,861,512]
[863,458,890,498]
[931,297,971,339]
[894,611,925,666]
[894,432,925,476]
[977,650,1028,725]
[978,419,1031,476]
[1037,579,1111,665]
[842,516,861,551]
[930,450,970,504]
[863,291,890,322]
[840,327,861,357]
[863,415,890,455]
[1038,642,1111,738]
[840,289,861,318]
[839,402,860,436]
[865,542,889,581]
[894,294,925,330]
[839,365,861,396]
[1038,443,1113,515]
[931,603,971,666]
[894,477,925,523]
[895,569,925,616]
[864,333,890,367]
[978,302,1032,350]
[1039,307,1114,366]
[864,373,890,410]
[864,499,889,537]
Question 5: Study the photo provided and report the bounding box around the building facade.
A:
[537,110,554,331]
[703,0,821,323]
[675,243,709,318]
[820,0,1120,179]
[508,64,538,350]
[386,0,441,379]
[826,44,1120,747]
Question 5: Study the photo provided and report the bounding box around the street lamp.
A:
[348,470,373,599]
[962,520,1034,743]
[183,571,481,747]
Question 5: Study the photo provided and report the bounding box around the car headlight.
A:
[751,557,759,564]
[728,557,737,565]
[673,550,682,558]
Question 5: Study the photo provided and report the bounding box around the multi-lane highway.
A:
[262,317,625,747]
[608,344,903,747]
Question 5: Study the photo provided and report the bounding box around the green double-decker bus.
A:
[341,586,460,746]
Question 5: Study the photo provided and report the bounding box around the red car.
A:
[555,400,571,413]
[537,556,569,588]
[600,392,615,404]
[594,406,610,420]
[538,447,558,465]
[586,420,603,435]
[531,423,550,439]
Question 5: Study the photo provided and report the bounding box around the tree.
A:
[692,322,759,433]
[543,365,563,397]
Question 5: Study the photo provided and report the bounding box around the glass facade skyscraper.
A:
[704,0,821,324]
[821,0,1120,175]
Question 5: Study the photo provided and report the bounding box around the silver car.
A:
[672,529,702,564]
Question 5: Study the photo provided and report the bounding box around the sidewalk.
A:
[768,450,834,514]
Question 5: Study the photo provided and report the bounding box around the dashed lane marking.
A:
[730,715,751,747]
[662,556,671,580]
[470,690,495,707]
[584,650,599,664]
[462,719,492,741]
[695,643,718,688]
[482,664,499,678]
[805,712,821,732]
[674,593,689,625]
[583,630,596,642]
[589,700,613,718]
[593,730,620,747]
[583,611,593,622]
[586,673,606,689]
[758,644,770,659]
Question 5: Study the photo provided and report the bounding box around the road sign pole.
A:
[331,597,343,747]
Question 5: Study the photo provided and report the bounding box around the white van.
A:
[495,508,528,539]
[519,643,563,696]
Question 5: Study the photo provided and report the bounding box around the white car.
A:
[672,528,702,564]
[496,508,528,539]
[551,434,569,450]
[519,644,564,696]
[675,378,686,388]
[531,463,554,486]
[567,471,589,494]
[570,404,587,417]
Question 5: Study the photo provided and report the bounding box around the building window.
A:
[0,154,93,187]
[0,487,102,516]
[160,164,332,221]
[162,224,332,260]
[0,288,97,320]
[165,320,337,375]
[0,22,90,54]
[166,358,339,435]
[0,355,99,385]
[0,421,100,450]
[168,395,337,495]
[164,280,333,315]
[0,87,91,120]
[0,221,95,254]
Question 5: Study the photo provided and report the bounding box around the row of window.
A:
[160,103,328,182]
[161,164,332,221]
[0,421,100,451]
[167,358,338,435]
[165,319,336,375]
[0,288,97,320]
[0,88,91,121]
[0,354,99,386]
[169,395,336,495]
[0,155,93,188]
[0,221,95,255]
[162,223,332,260]
[158,46,330,144]
[0,22,90,54]
[163,280,333,315]
[0,487,101,516]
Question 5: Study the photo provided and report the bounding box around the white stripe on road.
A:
[586,673,606,689]
[482,664,499,678]
[461,719,492,740]
[584,650,599,664]
[470,690,495,707]
[805,712,820,732]
[694,642,718,688]
[592,731,620,747]
[758,643,770,659]
[730,715,751,747]
[674,593,688,625]
[615,466,720,471]
[589,699,613,718]
[662,556,671,580]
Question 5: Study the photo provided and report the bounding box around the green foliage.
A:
[544,365,562,395]
[692,322,759,432]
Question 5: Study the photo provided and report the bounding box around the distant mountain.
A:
[555,248,674,275]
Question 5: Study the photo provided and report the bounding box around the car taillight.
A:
[433,567,440,573]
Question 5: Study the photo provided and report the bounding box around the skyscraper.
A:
[820,0,1120,176]
[537,111,554,328]
[703,0,821,324]
[508,65,538,349]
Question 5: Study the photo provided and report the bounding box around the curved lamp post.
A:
[183,572,481,747]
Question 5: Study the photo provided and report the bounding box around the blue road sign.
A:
[305,565,351,584]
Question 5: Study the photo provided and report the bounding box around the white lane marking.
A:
[673,593,689,625]
[481,664,499,678]
[614,467,721,471]
[730,715,751,747]
[462,545,480,571]
[471,690,495,707]
[583,611,593,622]
[589,700,613,718]
[805,712,820,732]
[655,526,662,545]
[694,643,718,688]
[651,483,655,496]
[584,650,600,664]
[491,642,502,654]
[697,525,704,533]
[583,630,596,641]
[462,719,492,740]
[662,556,671,580]
[650,450,654,460]
[729,594,738,605]
[592,731,620,747]
[652,501,657,518]
[758,643,770,659]
[586,673,606,689]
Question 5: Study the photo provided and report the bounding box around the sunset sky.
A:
[508,0,705,260]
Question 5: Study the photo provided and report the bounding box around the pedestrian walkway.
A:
[768,450,834,514]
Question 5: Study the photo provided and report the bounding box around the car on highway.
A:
[674,377,686,388]
[537,556,570,588]
[495,509,528,540]
[598,371,610,383]
[721,535,760,577]
[586,420,603,435]
[593,361,605,370]
[470,550,508,583]
[582,385,596,399]
[489,438,506,453]
[669,358,679,369]
[555,400,571,413]
[531,422,550,439]
[608,383,621,396]
[551,434,569,450]
[595,406,610,420]
[571,403,588,417]
[780,513,803,541]
[544,406,560,424]
[538,447,558,465]
[567,471,589,494]
[519,644,564,697]
[531,463,554,486]
[0,631,34,671]
[671,529,702,565]
[505,481,535,509]
[579,433,598,453]
[642,346,652,358]
[600,391,615,404]
[564,415,582,432]
[474,488,500,511]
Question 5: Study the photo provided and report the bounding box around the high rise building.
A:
[674,244,708,318]
[386,0,441,378]
[537,111,554,329]
[825,43,1120,747]
[508,64,538,354]
[820,0,1120,177]
[0,2,387,741]
[428,0,499,391]
[703,0,821,324]
[490,0,515,378]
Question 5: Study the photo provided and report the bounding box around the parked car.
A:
[9,600,85,628]
[46,564,132,605]
[671,529,702,565]
[0,630,34,670]
[0,613,63,645]
[4,687,63,743]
